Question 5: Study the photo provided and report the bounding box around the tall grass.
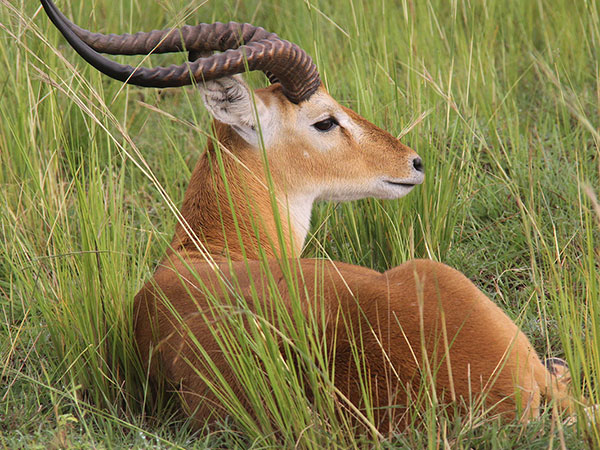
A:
[1,0,599,448]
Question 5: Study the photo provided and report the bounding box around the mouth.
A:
[384,181,416,188]
[383,173,425,188]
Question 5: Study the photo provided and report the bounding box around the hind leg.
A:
[519,380,543,422]
[382,260,554,422]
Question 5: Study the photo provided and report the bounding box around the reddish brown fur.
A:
[134,84,575,432]
[169,121,293,260]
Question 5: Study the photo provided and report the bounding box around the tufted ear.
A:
[199,75,267,147]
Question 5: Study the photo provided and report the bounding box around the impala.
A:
[41,0,576,432]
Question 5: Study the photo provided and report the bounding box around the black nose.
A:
[412,157,424,173]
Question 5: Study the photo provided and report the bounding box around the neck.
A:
[169,122,311,261]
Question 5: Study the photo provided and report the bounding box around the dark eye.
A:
[313,117,339,132]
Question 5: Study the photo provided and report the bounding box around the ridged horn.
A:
[40,0,321,103]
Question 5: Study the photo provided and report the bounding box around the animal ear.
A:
[199,75,265,147]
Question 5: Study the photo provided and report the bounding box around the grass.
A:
[1,0,599,447]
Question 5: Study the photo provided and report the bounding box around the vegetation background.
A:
[1,0,599,448]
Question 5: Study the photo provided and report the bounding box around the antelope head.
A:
[41,0,424,255]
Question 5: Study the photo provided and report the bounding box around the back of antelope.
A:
[41,0,579,434]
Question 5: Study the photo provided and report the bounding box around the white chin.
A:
[377,184,415,199]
